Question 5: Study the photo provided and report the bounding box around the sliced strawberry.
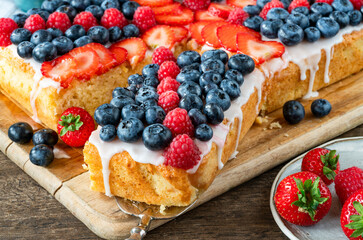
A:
[207,3,234,19]
[111,37,147,67]
[134,0,173,7]
[227,0,257,8]
[41,55,76,88]
[155,7,194,26]
[108,46,128,65]
[189,21,210,45]
[152,3,182,15]
[236,32,285,65]
[195,10,225,21]
[142,25,175,49]
[69,45,100,80]
[201,21,229,48]
[171,26,188,42]
[86,43,117,75]
[217,23,261,52]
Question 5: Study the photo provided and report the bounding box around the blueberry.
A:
[74,35,93,47]
[201,49,228,64]
[112,87,135,99]
[135,86,158,104]
[108,26,123,42]
[332,0,354,12]
[243,16,264,31]
[176,69,201,83]
[266,8,289,21]
[257,0,271,8]
[145,106,166,124]
[200,58,225,75]
[312,3,333,17]
[42,0,62,12]
[65,25,86,41]
[177,50,201,68]
[142,123,172,151]
[286,12,310,29]
[181,62,200,72]
[179,94,204,111]
[228,54,255,75]
[27,8,50,21]
[94,103,121,126]
[141,77,157,88]
[56,5,78,20]
[199,71,223,87]
[202,83,219,95]
[32,42,57,63]
[86,5,104,19]
[128,73,144,85]
[91,0,103,4]
[87,26,109,44]
[348,10,362,26]
[101,0,120,10]
[243,5,261,16]
[127,84,139,94]
[110,95,135,109]
[142,64,159,78]
[121,1,140,20]
[121,104,145,120]
[225,69,244,86]
[316,17,340,38]
[8,122,33,144]
[12,13,29,28]
[32,129,58,146]
[175,81,201,99]
[17,41,35,59]
[99,124,117,142]
[52,36,74,55]
[260,19,284,38]
[206,89,231,111]
[304,27,321,42]
[10,28,32,45]
[71,0,91,11]
[123,24,140,38]
[278,23,304,46]
[280,0,291,9]
[309,12,322,26]
[47,28,64,38]
[117,118,144,142]
[30,30,52,45]
[292,6,309,15]
[140,99,158,110]
[329,11,349,28]
[311,99,332,118]
[188,109,207,126]
[203,103,224,125]
[220,79,241,100]
[29,144,54,167]
[283,100,305,124]
[195,124,213,141]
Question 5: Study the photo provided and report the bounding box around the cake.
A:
[0,0,362,207]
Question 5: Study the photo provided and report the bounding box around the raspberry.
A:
[46,12,72,33]
[163,134,201,170]
[101,8,128,29]
[335,167,363,204]
[0,18,18,34]
[73,11,98,31]
[260,0,285,19]
[349,0,363,10]
[158,90,180,113]
[163,108,194,137]
[288,0,310,12]
[315,0,333,4]
[23,14,46,33]
[132,6,156,33]
[158,61,180,80]
[152,46,176,65]
[0,33,12,47]
[157,77,180,95]
[183,0,211,11]
[227,8,249,25]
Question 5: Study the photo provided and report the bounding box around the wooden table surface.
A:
[1,125,362,240]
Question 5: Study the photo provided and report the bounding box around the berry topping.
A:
[208,3,234,19]
[332,0,354,12]
[29,144,54,167]
[158,61,181,80]
[133,6,156,33]
[170,26,188,42]
[260,0,285,19]
[24,14,46,33]
[316,17,339,38]
[202,21,229,48]
[155,7,194,26]
[152,46,176,65]
[10,28,32,45]
[183,0,211,11]
[201,49,229,64]
[122,1,141,20]
[227,0,257,8]
[177,50,201,68]
[227,8,249,25]
[200,58,225,75]
[101,8,128,29]
[121,104,145,120]
[69,44,100,80]
[335,167,363,204]
[88,43,117,74]
[108,46,128,65]
[288,0,311,12]
[65,24,86,40]
[304,26,321,42]
[101,0,120,10]
[86,5,105,20]
[32,129,59,147]
[142,64,160,78]
[117,118,144,142]
[94,103,121,126]
[12,13,29,28]
[158,90,180,113]
[278,23,304,46]
[283,100,305,124]
[243,15,264,31]
[123,24,140,38]
[195,10,225,21]
[205,88,231,111]
[179,94,204,111]
[177,69,202,84]
[99,124,117,142]
[188,108,207,126]
[57,5,78,21]
[152,3,182,15]
[228,54,255,75]
[30,29,52,45]
[316,0,334,4]
[157,77,180,95]
[8,122,33,144]
[349,0,363,10]
[0,18,18,35]
[142,25,175,49]
[195,123,213,141]
[17,41,35,58]
[142,123,172,151]
[145,106,166,124]
[46,12,72,33]
[189,21,210,44]
[111,37,147,67]
[73,11,98,31]
[134,0,173,7]
[32,42,57,63]
[203,103,224,125]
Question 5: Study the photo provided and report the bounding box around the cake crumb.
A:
[269,121,282,130]
[284,133,289,137]
[160,205,167,215]
[255,116,269,125]
[82,164,89,170]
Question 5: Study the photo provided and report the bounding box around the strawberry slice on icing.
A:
[227,0,257,8]
[152,3,182,15]
[108,46,128,66]
[195,10,225,21]
[170,26,188,42]
[134,0,173,7]
[207,3,234,19]
[111,37,147,67]
[201,21,229,48]
[142,25,175,49]
[189,21,210,45]
[236,32,285,65]
[41,54,76,88]
[69,45,100,80]
[86,43,117,75]
[155,7,194,26]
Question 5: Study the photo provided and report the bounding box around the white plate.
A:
[270,137,363,240]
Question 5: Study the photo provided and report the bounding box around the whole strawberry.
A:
[301,148,340,185]
[57,107,95,147]
[341,189,363,240]
[335,167,363,205]
[274,171,332,226]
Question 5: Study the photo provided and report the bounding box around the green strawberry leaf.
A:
[320,150,339,180]
[345,201,363,238]
[58,113,83,137]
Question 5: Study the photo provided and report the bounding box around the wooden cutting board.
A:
[1,70,363,239]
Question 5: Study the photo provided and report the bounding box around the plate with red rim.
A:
[270,137,363,240]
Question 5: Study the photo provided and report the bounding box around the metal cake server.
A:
[115,197,198,240]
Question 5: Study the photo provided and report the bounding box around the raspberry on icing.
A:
[163,108,194,137]
[73,11,98,31]
[288,0,310,12]
[46,12,72,33]
[227,8,249,26]
[152,46,176,65]
[158,61,180,80]
[0,18,18,47]
[315,0,334,4]
[23,14,45,33]
[132,6,156,33]
[260,0,285,19]
[158,90,180,113]
[157,77,180,95]
[183,0,211,11]
[101,8,128,29]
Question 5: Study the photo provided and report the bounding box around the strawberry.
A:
[69,45,100,80]
[86,43,117,75]
[335,167,363,205]
[201,21,229,48]
[341,189,363,240]
[155,7,194,26]
[41,55,76,88]
[142,25,175,49]
[301,148,340,185]
[57,107,95,147]
[152,3,182,15]
[208,3,234,19]
[227,0,257,8]
[195,10,225,21]
[108,46,128,65]
[134,0,173,7]
[170,26,188,42]
[190,21,210,44]
[274,171,332,226]
[236,32,285,65]
[217,23,261,52]
[111,38,147,67]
